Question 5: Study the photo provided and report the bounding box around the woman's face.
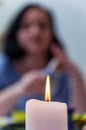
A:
[16,8,53,56]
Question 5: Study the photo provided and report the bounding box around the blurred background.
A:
[0,0,86,130]
[0,0,86,84]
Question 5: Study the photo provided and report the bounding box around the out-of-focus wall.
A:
[0,0,86,82]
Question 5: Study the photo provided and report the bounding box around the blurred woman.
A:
[0,4,86,116]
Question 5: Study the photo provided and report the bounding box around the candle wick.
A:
[45,99,50,102]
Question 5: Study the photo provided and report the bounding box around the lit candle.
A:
[26,75,68,130]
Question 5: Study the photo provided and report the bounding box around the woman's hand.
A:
[51,44,80,76]
[0,70,46,116]
[17,70,46,97]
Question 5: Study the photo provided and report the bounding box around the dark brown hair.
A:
[5,4,64,61]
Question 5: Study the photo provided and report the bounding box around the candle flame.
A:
[45,75,51,102]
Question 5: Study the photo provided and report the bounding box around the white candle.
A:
[26,75,68,130]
